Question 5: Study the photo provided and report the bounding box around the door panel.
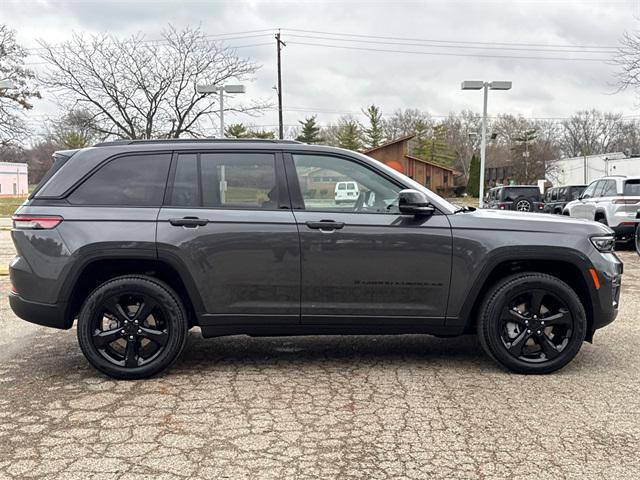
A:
[293,210,452,322]
[285,152,452,324]
[157,151,300,324]
[157,208,300,320]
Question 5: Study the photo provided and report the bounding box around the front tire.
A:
[477,273,586,374]
[77,275,188,380]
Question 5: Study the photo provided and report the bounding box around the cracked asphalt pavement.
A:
[0,227,639,479]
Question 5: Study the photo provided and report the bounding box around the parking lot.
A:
[0,228,639,480]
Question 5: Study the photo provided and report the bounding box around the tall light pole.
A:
[196,83,246,138]
[461,80,512,207]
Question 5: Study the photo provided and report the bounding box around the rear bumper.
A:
[8,293,71,330]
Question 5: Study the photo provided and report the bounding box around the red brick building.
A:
[363,135,457,194]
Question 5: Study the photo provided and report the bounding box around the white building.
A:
[547,152,640,186]
[0,162,28,197]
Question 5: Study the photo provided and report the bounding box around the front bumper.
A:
[610,223,636,242]
[589,252,623,335]
[9,293,70,330]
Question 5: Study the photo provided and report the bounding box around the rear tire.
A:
[77,275,188,380]
[477,273,586,374]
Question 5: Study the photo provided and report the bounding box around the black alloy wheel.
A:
[635,223,640,256]
[477,273,586,374]
[77,276,187,379]
[499,289,572,363]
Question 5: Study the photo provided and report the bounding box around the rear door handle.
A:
[169,217,209,227]
[305,220,345,231]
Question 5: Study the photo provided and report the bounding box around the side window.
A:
[581,181,598,199]
[68,154,171,206]
[292,154,401,214]
[593,181,606,198]
[601,180,617,197]
[551,189,559,201]
[170,154,199,206]
[571,187,584,200]
[169,153,279,209]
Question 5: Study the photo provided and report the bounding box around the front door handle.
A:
[169,217,209,227]
[305,220,345,231]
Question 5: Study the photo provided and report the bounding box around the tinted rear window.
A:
[624,179,640,196]
[501,187,541,201]
[68,154,171,206]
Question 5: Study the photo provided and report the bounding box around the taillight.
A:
[538,203,545,209]
[12,215,63,230]
[499,203,505,209]
[613,199,639,204]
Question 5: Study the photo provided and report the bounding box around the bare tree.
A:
[38,25,266,139]
[559,110,623,157]
[48,109,99,148]
[382,108,432,139]
[441,110,481,180]
[0,25,41,145]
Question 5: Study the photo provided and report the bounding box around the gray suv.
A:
[9,139,623,379]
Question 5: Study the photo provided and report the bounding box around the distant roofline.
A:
[404,154,457,173]
[362,134,416,153]
[93,138,302,147]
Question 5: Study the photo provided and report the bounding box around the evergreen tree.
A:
[362,104,385,148]
[466,154,481,197]
[225,123,251,138]
[336,119,364,151]
[250,129,275,139]
[296,115,322,143]
[414,123,456,166]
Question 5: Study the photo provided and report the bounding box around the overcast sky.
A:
[5,0,640,137]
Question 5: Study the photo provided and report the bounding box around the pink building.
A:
[0,162,28,197]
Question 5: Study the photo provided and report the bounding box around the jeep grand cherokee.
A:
[9,139,623,379]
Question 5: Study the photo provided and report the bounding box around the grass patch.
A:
[0,196,26,217]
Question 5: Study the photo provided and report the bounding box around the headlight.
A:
[590,235,615,252]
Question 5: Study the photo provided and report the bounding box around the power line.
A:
[286,41,610,61]
[282,28,620,50]
[22,29,277,53]
[284,33,616,54]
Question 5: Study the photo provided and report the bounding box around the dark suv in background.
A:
[486,185,545,212]
[543,185,586,215]
[9,139,622,379]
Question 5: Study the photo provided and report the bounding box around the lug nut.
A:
[137,329,142,334]
[527,329,531,334]
[134,320,138,325]
[541,321,545,326]
[129,335,134,340]
[533,315,538,319]
[121,329,125,334]
[525,320,529,325]
[537,330,541,335]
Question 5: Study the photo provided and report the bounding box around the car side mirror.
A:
[398,189,435,216]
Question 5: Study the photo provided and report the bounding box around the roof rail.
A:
[93,138,302,147]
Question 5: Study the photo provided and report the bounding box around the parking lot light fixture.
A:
[195,84,246,138]
[461,80,512,207]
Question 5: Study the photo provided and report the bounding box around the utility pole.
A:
[276,29,286,140]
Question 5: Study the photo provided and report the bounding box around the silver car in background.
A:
[564,175,640,242]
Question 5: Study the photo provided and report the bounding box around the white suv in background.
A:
[334,181,359,204]
[563,175,640,242]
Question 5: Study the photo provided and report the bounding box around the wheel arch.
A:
[62,255,204,328]
[457,251,595,341]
